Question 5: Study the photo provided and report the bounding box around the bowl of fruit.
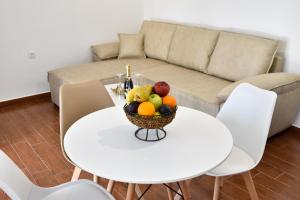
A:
[124,81,177,141]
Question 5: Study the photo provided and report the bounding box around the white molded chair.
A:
[0,150,115,200]
[206,83,277,200]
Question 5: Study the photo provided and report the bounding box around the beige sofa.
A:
[48,21,300,137]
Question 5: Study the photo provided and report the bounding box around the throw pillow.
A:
[118,33,145,59]
[91,42,119,60]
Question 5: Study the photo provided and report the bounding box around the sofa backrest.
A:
[167,25,219,72]
[207,31,279,81]
[140,21,281,81]
[140,21,177,61]
[269,55,283,73]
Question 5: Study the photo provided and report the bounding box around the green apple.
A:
[148,94,162,110]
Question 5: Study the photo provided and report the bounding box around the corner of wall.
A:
[293,111,300,128]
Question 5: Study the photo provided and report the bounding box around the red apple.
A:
[153,81,170,97]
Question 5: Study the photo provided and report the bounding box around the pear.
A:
[134,87,149,102]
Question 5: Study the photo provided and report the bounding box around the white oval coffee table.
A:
[64,106,233,200]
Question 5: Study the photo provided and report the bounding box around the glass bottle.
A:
[124,64,134,92]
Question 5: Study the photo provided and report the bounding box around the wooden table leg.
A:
[166,183,174,200]
[174,180,192,200]
[135,185,146,200]
[213,177,221,200]
[179,181,191,200]
[126,183,136,200]
[220,177,224,188]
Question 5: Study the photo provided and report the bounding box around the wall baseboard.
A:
[293,123,300,128]
[0,92,51,108]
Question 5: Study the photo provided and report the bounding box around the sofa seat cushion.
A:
[49,58,165,84]
[140,21,177,61]
[140,64,232,116]
[48,58,166,105]
[208,31,278,81]
[167,25,219,72]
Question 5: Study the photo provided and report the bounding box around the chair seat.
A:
[207,146,255,177]
[36,180,114,200]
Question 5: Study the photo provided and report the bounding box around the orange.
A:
[162,95,177,108]
[138,101,156,116]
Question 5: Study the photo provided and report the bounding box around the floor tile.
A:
[0,97,299,200]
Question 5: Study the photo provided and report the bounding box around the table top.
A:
[64,106,233,184]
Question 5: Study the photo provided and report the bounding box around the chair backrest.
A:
[0,151,33,200]
[217,83,277,165]
[59,80,114,163]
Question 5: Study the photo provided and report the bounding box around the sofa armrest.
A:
[91,42,119,62]
[217,72,300,101]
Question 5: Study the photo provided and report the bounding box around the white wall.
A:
[0,0,143,101]
[143,0,300,127]
[1,0,299,126]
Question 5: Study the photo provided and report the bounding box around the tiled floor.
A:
[0,96,299,199]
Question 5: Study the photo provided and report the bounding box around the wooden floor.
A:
[0,96,300,200]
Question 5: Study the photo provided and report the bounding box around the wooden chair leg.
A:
[166,184,174,200]
[135,185,146,200]
[71,166,81,181]
[126,183,136,200]
[179,181,191,200]
[242,172,259,200]
[213,177,222,200]
[107,180,115,193]
[93,175,98,183]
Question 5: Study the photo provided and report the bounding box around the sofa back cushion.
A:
[207,31,278,81]
[140,21,177,61]
[269,55,283,73]
[167,25,219,72]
